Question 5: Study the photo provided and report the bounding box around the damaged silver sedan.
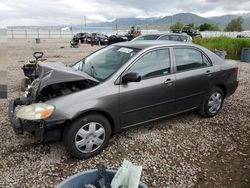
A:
[9,41,238,159]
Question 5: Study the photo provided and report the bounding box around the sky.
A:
[0,0,250,27]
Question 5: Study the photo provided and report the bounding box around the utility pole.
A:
[115,19,118,35]
[170,14,174,32]
[84,16,86,28]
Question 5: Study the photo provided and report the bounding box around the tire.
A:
[21,78,31,91]
[199,86,224,117]
[63,113,112,159]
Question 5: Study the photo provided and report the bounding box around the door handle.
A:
[164,78,173,85]
[206,70,212,77]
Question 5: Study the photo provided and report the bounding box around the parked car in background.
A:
[70,32,91,47]
[90,33,108,45]
[9,41,238,159]
[108,35,128,45]
[132,33,192,43]
[236,33,250,38]
[71,32,91,43]
[182,25,202,38]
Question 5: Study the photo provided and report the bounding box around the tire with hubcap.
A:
[199,86,224,117]
[63,113,111,159]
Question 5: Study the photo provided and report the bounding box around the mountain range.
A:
[87,13,250,31]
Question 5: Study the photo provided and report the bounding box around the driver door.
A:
[119,48,176,128]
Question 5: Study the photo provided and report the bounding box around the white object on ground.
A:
[111,160,142,188]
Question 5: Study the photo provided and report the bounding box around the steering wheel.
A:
[33,52,44,60]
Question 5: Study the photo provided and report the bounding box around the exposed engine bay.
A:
[24,61,99,103]
[37,80,96,102]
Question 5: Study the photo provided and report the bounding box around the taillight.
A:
[235,66,240,73]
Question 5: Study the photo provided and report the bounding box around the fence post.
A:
[25,30,27,39]
[37,28,40,38]
[11,29,14,39]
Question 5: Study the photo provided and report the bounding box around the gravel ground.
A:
[0,39,249,188]
[0,43,7,98]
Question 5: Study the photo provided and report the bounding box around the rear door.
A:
[173,47,214,112]
[119,48,175,127]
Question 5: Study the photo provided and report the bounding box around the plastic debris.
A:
[85,184,97,188]
[111,160,142,188]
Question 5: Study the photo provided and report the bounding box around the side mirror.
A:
[122,72,141,84]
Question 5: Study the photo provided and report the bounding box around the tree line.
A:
[170,16,244,32]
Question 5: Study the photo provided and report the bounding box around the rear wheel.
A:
[199,87,224,117]
[63,114,111,159]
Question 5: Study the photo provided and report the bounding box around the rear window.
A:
[133,35,159,41]
[159,35,188,42]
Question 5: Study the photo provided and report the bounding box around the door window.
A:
[158,35,170,40]
[174,48,211,72]
[128,48,171,79]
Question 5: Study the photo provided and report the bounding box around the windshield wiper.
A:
[88,61,97,78]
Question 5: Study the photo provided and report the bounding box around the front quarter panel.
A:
[44,81,120,130]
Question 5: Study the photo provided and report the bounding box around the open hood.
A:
[37,62,99,91]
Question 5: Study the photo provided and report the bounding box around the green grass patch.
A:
[193,37,250,60]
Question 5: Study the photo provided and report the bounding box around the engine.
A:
[36,80,96,102]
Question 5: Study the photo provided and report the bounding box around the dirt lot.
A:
[0,39,249,188]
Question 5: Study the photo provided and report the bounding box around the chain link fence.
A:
[6,28,250,39]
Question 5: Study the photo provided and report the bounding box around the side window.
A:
[202,54,211,66]
[169,35,182,41]
[158,35,170,40]
[174,48,211,72]
[180,36,188,42]
[128,48,171,79]
[143,35,160,40]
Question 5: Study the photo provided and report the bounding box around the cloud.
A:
[0,0,250,27]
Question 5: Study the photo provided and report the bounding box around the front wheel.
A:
[199,87,224,117]
[63,114,111,159]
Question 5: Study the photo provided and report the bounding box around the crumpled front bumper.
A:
[8,97,45,142]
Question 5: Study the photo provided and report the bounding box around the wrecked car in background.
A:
[182,25,202,38]
[71,32,91,43]
[90,33,108,45]
[107,35,128,45]
[9,41,238,159]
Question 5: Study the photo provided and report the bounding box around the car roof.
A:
[137,34,162,36]
[138,33,190,37]
[114,40,195,50]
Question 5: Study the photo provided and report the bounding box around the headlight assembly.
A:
[16,103,54,120]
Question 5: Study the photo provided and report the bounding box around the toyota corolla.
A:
[9,41,238,159]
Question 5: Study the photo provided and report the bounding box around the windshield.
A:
[80,45,140,81]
